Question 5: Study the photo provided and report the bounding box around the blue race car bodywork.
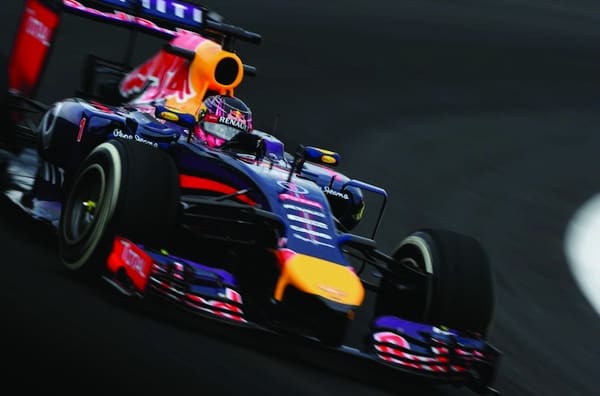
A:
[1,1,501,394]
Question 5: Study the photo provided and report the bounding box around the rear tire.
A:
[375,228,495,336]
[58,139,179,277]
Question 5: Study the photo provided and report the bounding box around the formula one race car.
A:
[0,1,501,395]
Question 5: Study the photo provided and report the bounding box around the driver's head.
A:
[195,95,253,148]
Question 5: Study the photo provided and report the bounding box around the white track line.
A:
[564,193,600,317]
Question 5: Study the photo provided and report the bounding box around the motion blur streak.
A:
[565,195,600,317]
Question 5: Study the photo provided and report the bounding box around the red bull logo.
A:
[120,51,196,103]
[229,109,244,121]
[120,32,203,104]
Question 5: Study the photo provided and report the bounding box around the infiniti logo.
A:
[277,180,309,195]
[318,285,346,298]
[107,0,203,24]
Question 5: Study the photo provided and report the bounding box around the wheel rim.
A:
[63,164,106,245]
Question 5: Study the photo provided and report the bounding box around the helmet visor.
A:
[201,121,243,141]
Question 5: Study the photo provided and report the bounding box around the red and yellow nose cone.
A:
[274,252,365,306]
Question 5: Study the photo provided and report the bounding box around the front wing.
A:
[105,236,501,395]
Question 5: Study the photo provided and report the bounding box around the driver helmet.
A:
[195,95,253,148]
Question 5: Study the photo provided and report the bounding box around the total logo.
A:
[277,180,308,195]
[24,14,51,46]
[120,241,148,279]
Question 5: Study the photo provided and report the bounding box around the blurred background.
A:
[2,1,600,395]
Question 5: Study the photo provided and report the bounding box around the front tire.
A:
[375,228,495,336]
[58,139,179,276]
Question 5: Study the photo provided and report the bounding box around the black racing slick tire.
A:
[58,139,179,276]
[375,228,495,337]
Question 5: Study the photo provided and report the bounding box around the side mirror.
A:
[303,146,340,167]
[286,145,341,182]
[154,105,196,127]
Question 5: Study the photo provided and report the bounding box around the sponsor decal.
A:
[277,180,309,195]
[119,35,199,103]
[228,110,244,121]
[134,135,159,147]
[112,129,159,147]
[121,243,148,278]
[100,0,203,28]
[63,0,176,36]
[286,214,328,229]
[107,237,152,291]
[279,193,322,209]
[292,233,335,248]
[283,204,325,218]
[290,225,332,240]
[218,115,249,131]
[9,0,60,95]
[113,129,133,140]
[280,185,337,246]
[323,186,349,200]
[25,12,51,46]
[318,284,347,298]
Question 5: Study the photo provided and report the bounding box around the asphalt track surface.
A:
[2,1,600,395]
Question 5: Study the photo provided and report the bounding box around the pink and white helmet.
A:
[195,95,253,148]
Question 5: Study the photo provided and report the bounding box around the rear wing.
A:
[62,0,262,45]
[8,0,261,98]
